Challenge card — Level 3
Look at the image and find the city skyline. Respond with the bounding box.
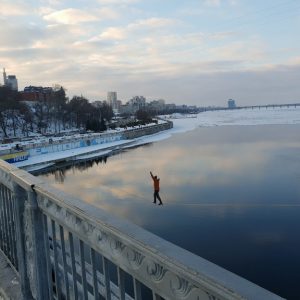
[0,0,299,105]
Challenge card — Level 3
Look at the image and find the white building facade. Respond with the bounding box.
[107,91,118,110]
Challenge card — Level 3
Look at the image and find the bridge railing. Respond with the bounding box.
[0,160,284,300]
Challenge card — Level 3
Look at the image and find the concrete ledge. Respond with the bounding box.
[122,121,173,139]
[0,252,21,300]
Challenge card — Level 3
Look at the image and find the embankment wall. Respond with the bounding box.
[121,121,173,139]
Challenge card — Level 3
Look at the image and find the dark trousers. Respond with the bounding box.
[153,190,162,204]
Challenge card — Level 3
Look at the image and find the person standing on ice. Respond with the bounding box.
[150,171,163,205]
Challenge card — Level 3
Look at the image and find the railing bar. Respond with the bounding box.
[90,248,100,300]
[133,278,142,300]
[0,185,5,251]
[12,195,19,271]
[102,256,111,300]
[2,185,9,257]
[6,188,12,262]
[9,192,15,268]
[8,190,17,268]
[6,189,16,265]
[51,219,62,300]
[6,188,14,265]
[59,225,70,300]
[69,232,79,300]
[3,187,11,261]
[117,267,125,300]
[79,239,88,300]
[0,185,7,254]
[43,214,54,299]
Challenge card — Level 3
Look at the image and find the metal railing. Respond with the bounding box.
[0,160,284,299]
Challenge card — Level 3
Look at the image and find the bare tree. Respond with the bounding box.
[0,86,19,137]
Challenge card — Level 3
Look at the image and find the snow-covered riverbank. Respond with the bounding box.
[11,107,300,171]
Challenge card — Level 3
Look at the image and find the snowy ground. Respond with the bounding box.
[13,107,300,171]
[170,107,300,133]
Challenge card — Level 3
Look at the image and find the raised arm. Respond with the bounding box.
[150,171,154,179]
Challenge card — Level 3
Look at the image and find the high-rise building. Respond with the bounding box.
[149,99,165,111]
[3,68,18,91]
[107,92,117,110]
[2,68,6,86]
[129,96,146,109]
[228,99,236,109]
[6,75,18,91]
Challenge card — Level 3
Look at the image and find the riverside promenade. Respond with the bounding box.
[1,120,173,172]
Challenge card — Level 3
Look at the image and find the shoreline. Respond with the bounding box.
[14,126,173,172]
[5,107,300,172]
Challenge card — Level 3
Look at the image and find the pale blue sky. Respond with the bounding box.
[0,0,299,105]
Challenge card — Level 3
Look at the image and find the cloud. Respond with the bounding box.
[128,17,178,30]
[0,24,43,49]
[37,6,56,15]
[205,0,221,6]
[46,0,64,6]
[207,40,266,66]
[97,0,140,4]
[204,0,238,6]
[0,0,298,106]
[229,0,239,5]
[287,56,300,65]
[179,7,205,16]
[89,27,127,41]
[95,7,120,19]
[0,2,31,16]
[87,17,178,44]
[43,8,98,24]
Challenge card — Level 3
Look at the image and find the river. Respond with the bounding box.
[38,121,300,299]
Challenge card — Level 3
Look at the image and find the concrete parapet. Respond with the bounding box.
[122,121,173,139]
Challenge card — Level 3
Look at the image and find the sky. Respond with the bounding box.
[0,0,299,106]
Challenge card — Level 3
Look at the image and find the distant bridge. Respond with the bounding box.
[200,103,300,112]
[235,103,300,110]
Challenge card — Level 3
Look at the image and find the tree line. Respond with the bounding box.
[0,85,113,138]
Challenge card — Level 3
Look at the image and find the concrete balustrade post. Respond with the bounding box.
[12,181,50,300]
[12,183,33,300]
[25,186,50,300]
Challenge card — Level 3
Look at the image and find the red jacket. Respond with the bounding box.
[151,173,160,191]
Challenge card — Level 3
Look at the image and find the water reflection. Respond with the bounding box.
[38,125,300,299]
[36,156,109,183]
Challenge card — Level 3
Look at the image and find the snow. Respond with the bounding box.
[168,107,300,134]
[10,107,300,171]
[14,139,134,169]
[134,106,300,150]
